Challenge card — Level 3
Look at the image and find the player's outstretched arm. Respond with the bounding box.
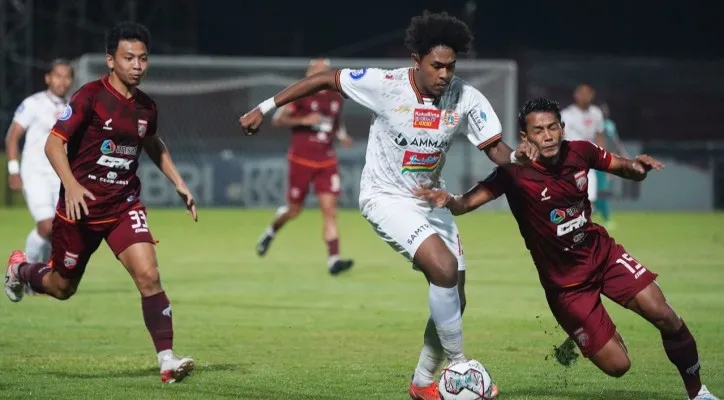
[239,71,339,136]
[271,104,320,128]
[485,140,538,166]
[606,153,665,182]
[5,122,27,191]
[143,135,197,221]
[414,184,495,216]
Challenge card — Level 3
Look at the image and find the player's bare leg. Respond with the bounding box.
[118,242,194,384]
[23,218,53,295]
[256,202,303,257]
[588,331,632,377]
[319,192,353,275]
[627,282,718,400]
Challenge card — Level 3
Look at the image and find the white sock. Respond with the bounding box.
[157,349,173,366]
[265,226,275,238]
[327,255,340,268]
[429,283,464,361]
[412,317,445,387]
[25,228,50,263]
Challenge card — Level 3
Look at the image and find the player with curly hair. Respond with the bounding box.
[240,11,538,399]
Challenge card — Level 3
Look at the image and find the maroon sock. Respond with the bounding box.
[662,321,701,398]
[142,291,173,353]
[17,262,50,294]
[327,238,339,259]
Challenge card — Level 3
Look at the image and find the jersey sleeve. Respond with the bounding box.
[12,97,36,129]
[334,68,384,113]
[51,88,94,142]
[147,103,159,137]
[478,167,509,199]
[576,140,612,171]
[464,88,503,151]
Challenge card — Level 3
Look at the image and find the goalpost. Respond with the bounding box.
[74,55,517,209]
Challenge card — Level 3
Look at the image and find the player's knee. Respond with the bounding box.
[320,204,336,220]
[37,219,53,238]
[603,358,631,378]
[288,204,303,219]
[134,267,161,294]
[433,256,458,288]
[54,280,77,301]
[655,306,683,333]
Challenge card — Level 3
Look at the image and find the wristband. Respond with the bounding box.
[258,97,277,115]
[7,159,20,175]
[510,151,518,164]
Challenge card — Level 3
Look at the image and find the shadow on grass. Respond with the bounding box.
[44,362,242,380]
[502,387,673,400]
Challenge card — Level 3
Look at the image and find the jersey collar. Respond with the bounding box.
[407,68,437,105]
[45,90,66,105]
[102,74,135,102]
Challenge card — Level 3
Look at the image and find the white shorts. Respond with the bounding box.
[587,169,598,202]
[21,169,60,222]
[361,196,466,271]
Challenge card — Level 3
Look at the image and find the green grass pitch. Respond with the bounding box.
[0,208,722,399]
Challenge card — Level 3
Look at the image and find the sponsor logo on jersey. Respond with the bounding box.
[443,111,460,127]
[16,103,25,114]
[58,104,72,121]
[412,108,441,129]
[393,133,408,147]
[574,170,587,191]
[469,109,486,131]
[393,106,411,113]
[550,209,566,224]
[556,211,587,236]
[401,150,441,174]
[349,69,367,80]
[410,137,449,148]
[97,155,134,170]
[138,119,148,138]
[100,139,137,156]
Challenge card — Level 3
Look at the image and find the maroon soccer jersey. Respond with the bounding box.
[286,90,343,166]
[50,75,157,222]
[479,140,613,288]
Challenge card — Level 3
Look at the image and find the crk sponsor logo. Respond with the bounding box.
[401,150,442,174]
[100,139,137,156]
[574,170,588,191]
[469,109,486,131]
[557,211,587,236]
[407,223,431,245]
[393,133,408,147]
[410,137,449,148]
[412,108,441,129]
[97,155,133,170]
[549,209,566,224]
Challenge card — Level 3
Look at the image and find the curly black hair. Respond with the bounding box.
[106,21,151,56]
[404,11,473,57]
[518,97,562,131]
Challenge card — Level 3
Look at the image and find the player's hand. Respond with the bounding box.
[340,135,353,148]
[239,108,264,136]
[633,154,665,173]
[299,113,322,127]
[175,182,198,222]
[514,141,538,164]
[414,187,450,208]
[65,181,96,221]
[8,174,22,191]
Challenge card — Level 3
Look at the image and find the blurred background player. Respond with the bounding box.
[5,59,73,271]
[595,102,629,228]
[256,58,355,276]
[417,97,719,400]
[4,21,197,384]
[240,11,537,400]
[560,83,606,207]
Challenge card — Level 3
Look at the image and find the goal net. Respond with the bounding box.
[74,55,517,209]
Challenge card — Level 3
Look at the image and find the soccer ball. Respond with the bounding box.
[439,359,495,400]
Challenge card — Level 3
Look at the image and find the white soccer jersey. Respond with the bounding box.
[335,67,503,208]
[561,104,604,143]
[12,91,68,174]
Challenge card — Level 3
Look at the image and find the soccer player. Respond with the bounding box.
[256,58,355,276]
[240,11,536,400]
[6,59,73,267]
[4,22,197,384]
[560,83,606,206]
[595,102,629,228]
[415,97,719,400]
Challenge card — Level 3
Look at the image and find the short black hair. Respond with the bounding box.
[47,58,74,77]
[404,11,473,57]
[106,21,151,55]
[518,97,562,131]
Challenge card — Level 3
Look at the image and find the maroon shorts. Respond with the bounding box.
[544,240,658,358]
[49,207,156,279]
[287,161,340,204]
